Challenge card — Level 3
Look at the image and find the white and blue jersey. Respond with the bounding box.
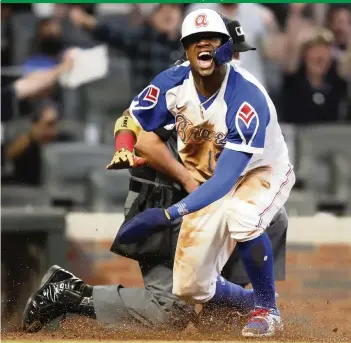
[130,61,290,183]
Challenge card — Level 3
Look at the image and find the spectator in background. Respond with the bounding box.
[1,50,73,122]
[70,4,183,94]
[4,101,72,185]
[281,28,348,124]
[326,6,351,59]
[23,17,65,74]
[326,6,351,117]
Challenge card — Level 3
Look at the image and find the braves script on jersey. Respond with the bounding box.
[129,61,290,183]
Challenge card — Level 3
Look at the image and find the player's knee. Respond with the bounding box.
[173,286,214,304]
[223,198,264,242]
[173,280,215,304]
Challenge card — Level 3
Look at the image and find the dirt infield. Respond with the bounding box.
[2,298,351,343]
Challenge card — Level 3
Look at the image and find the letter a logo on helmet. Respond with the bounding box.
[195,13,208,28]
[181,9,230,43]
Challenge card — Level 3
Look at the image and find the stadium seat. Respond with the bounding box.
[285,190,317,216]
[81,56,131,125]
[1,186,50,207]
[60,119,85,141]
[9,12,37,65]
[88,168,130,212]
[297,125,351,214]
[4,118,85,143]
[42,143,114,207]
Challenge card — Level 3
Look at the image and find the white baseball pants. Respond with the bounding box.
[172,164,295,303]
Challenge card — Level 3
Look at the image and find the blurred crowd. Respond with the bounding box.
[1,3,351,200]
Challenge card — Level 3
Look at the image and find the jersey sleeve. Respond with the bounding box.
[224,86,270,155]
[129,73,175,132]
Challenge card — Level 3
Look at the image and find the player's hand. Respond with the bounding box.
[117,208,171,244]
[106,148,147,170]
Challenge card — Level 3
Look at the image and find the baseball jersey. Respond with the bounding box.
[129,61,290,183]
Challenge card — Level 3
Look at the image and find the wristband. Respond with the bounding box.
[114,116,140,137]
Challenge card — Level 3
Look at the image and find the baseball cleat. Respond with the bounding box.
[241,307,283,337]
[22,265,91,333]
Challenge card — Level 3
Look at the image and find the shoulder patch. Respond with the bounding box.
[237,102,257,128]
[131,85,161,112]
[143,85,160,104]
[235,101,259,145]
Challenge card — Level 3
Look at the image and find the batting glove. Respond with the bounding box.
[106,148,147,170]
[117,208,171,244]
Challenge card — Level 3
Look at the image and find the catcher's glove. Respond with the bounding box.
[106,148,147,170]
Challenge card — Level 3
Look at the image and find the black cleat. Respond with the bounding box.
[22,265,91,333]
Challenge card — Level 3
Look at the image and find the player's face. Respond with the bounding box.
[185,34,222,77]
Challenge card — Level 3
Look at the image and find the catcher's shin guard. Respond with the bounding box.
[23,265,94,333]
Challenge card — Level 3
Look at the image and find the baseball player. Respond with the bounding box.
[21,19,289,335]
[109,9,295,337]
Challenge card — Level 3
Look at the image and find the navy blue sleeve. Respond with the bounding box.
[129,81,174,131]
[129,64,190,132]
[167,148,252,220]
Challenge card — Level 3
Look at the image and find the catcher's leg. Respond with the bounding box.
[23,265,95,332]
[23,264,194,333]
[94,261,196,331]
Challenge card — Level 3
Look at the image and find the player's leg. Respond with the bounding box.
[172,200,254,313]
[197,207,288,330]
[23,262,195,332]
[224,165,295,337]
[221,207,288,285]
[93,260,195,330]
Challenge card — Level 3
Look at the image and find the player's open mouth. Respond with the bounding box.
[197,51,213,69]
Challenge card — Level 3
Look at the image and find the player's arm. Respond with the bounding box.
[106,73,175,170]
[135,130,199,193]
[118,148,252,243]
[167,149,252,219]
